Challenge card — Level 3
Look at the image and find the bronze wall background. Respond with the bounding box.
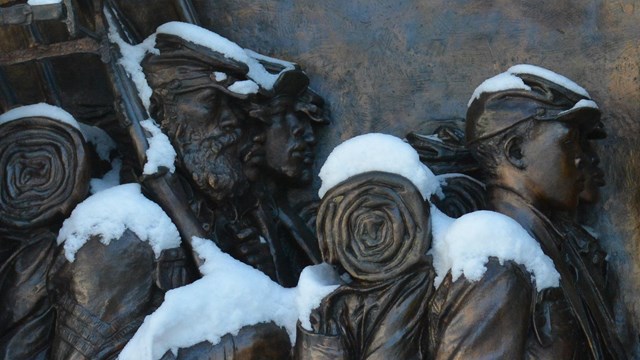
[1,0,639,355]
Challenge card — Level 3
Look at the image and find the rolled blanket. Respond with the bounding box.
[316,171,430,282]
[0,117,89,229]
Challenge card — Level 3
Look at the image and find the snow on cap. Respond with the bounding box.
[508,64,590,99]
[318,133,440,200]
[466,64,600,145]
[0,103,82,133]
[149,22,302,98]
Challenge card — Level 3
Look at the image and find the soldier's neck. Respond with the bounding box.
[487,185,550,234]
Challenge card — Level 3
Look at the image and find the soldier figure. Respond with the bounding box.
[428,65,626,359]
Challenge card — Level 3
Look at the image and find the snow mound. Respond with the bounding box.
[57,183,180,262]
[119,238,339,360]
[318,133,440,200]
[0,103,81,131]
[141,119,176,175]
[429,206,560,291]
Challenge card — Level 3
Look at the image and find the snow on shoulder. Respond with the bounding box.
[57,183,180,262]
[119,238,339,360]
[429,207,560,291]
[0,103,81,132]
[318,133,440,200]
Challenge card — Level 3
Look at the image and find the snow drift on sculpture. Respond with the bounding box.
[469,64,593,106]
[318,133,441,200]
[118,237,340,360]
[0,103,81,131]
[429,206,560,291]
[141,119,176,175]
[57,183,181,261]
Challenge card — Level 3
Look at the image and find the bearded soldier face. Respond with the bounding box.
[170,88,249,202]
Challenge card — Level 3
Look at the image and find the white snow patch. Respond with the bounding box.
[78,123,117,161]
[141,119,176,175]
[227,80,259,95]
[429,206,560,291]
[468,72,531,106]
[119,238,339,360]
[508,64,591,99]
[318,133,440,200]
[213,72,228,82]
[558,99,599,118]
[57,183,180,262]
[27,0,61,5]
[244,49,296,69]
[469,64,593,107]
[155,22,295,91]
[105,11,158,111]
[89,158,122,194]
[0,103,81,131]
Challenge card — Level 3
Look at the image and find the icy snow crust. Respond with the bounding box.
[508,64,591,98]
[57,184,181,262]
[105,11,158,111]
[318,133,440,200]
[78,123,116,161]
[77,123,123,194]
[0,103,81,131]
[27,0,61,5]
[559,99,599,115]
[469,64,592,107]
[119,238,339,360]
[429,206,560,291]
[468,72,531,107]
[141,120,177,175]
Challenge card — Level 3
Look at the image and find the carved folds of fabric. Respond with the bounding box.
[0,117,90,359]
[316,172,431,282]
[0,117,89,229]
[303,172,435,359]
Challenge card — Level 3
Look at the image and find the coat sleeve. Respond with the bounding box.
[428,258,535,360]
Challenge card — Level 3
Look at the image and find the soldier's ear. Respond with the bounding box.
[504,135,526,169]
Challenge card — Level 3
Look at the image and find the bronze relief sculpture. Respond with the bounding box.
[0,1,635,359]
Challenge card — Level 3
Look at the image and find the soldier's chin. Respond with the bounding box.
[286,168,312,186]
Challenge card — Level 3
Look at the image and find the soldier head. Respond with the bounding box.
[466,65,601,212]
[246,68,328,186]
[142,30,258,202]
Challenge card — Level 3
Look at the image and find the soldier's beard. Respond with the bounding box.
[179,137,247,202]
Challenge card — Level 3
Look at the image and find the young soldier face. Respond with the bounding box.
[520,121,586,212]
[262,96,316,185]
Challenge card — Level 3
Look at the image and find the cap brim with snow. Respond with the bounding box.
[146,22,306,99]
[466,64,601,144]
[318,133,440,200]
